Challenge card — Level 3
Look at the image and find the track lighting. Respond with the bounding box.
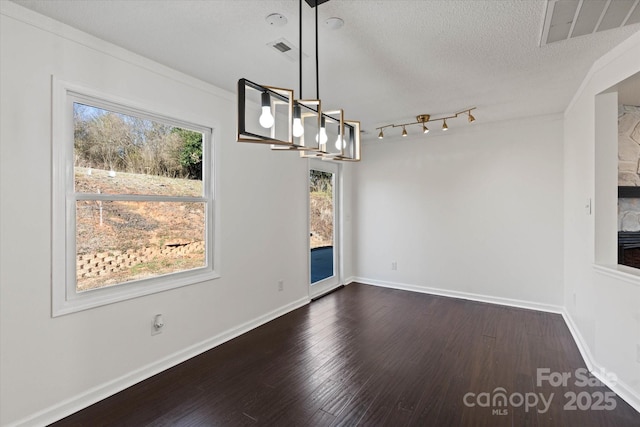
[375,108,476,140]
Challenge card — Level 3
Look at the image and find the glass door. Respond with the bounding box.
[309,160,340,298]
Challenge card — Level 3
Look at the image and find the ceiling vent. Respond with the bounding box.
[267,38,306,62]
[273,42,291,52]
[541,0,640,46]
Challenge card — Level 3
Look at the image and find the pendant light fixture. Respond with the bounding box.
[237,0,360,162]
[273,0,322,153]
[300,0,359,162]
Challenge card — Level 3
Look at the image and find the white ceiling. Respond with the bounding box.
[10,0,640,141]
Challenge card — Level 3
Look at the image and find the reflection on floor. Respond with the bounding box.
[311,246,333,283]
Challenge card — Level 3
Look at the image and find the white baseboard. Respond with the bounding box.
[343,276,356,285]
[354,277,640,414]
[561,310,640,413]
[353,277,564,313]
[560,310,596,372]
[10,296,310,427]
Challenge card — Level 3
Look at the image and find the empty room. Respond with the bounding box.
[1,0,640,426]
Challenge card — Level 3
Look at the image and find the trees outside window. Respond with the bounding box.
[52,84,217,316]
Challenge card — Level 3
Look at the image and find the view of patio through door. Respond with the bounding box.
[309,161,340,297]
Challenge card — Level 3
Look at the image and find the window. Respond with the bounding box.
[53,82,217,316]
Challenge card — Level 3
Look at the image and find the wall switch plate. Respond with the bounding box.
[391,261,397,271]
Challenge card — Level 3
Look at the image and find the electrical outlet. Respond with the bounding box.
[391,261,397,271]
[278,280,284,291]
[151,314,164,336]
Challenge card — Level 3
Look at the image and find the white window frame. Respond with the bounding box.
[52,79,219,316]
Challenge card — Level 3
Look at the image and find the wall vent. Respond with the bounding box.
[541,0,640,46]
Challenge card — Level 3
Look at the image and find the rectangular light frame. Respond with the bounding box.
[237,78,293,146]
[301,109,343,159]
[271,99,323,152]
[333,119,361,162]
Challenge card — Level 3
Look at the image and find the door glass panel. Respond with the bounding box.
[310,169,334,284]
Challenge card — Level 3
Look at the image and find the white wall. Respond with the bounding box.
[341,163,356,283]
[353,114,565,309]
[0,4,321,425]
[564,30,640,411]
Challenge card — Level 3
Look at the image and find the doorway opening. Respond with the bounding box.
[309,161,340,297]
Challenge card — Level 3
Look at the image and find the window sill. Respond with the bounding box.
[53,269,220,317]
[593,264,640,287]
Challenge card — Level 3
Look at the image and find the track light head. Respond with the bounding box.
[378,129,384,139]
[402,126,408,137]
[468,111,476,123]
[422,124,429,134]
[442,119,448,131]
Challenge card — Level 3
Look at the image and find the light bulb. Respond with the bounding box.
[259,106,274,129]
[334,135,346,150]
[259,92,274,129]
[316,116,328,146]
[402,126,407,137]
[422,124,429,134]
[316,127,328,145]
[292,104,304,137]
[442,119,448,131]
[378,130,384,139]
[293,118,304,137]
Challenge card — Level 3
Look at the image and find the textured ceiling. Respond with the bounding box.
[10,0,640,141]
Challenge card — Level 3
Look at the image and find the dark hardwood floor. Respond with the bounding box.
[51,283,640,426]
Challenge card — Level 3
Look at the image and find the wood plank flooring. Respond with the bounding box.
[50,283,640,426]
